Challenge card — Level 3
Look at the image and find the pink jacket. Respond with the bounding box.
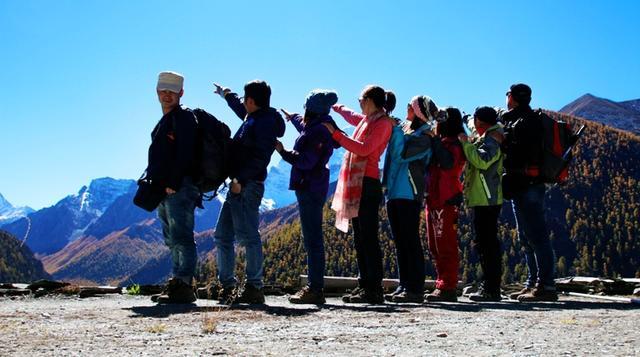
[331,105,393,179]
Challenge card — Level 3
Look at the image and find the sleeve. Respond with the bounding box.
[401,135,432,163]
[332,104,365,127]
[224,92,248,120]
[290,114,305,133]
[168,112,197,190]
[279,129,328,170]
[461,138,501,170]
[431,137,454,169]
[332,119,392,157]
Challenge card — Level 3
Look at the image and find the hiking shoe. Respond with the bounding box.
[391,290,424,303]
[425,289,458,302]
[384,286,405,302]
[468,287,501,302]
[347,288,384,304]
[517,285,558,302]
[342,286,365,303]
[236,284,265,304]
[509,287,533,300]
[217,285,238,305]
[155,278,196,304]
[289,286,325,305]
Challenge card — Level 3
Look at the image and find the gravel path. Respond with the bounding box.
[0,294,638,356]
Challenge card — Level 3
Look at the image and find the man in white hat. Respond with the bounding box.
[147,71,200,304]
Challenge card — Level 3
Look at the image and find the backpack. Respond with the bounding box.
[190,108,232,196]
[535,110,585,184]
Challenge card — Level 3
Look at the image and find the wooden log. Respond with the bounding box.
[563,292,640,305]
[555,276,638,295]
[78,286,123,298]
[0,288,32,297]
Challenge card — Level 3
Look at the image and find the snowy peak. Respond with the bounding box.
[560,94,640,134]
[58,177,136,215]
[0,193,34,225]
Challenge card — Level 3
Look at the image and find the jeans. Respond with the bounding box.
[351,177,384,291]
[511,183,556,290]
[157,177,199,283]
[214,180,265,289]
[472,205,502,293]
[387,199,425,294]
[296,190,326,292]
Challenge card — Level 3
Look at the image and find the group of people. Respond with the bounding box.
[146,71,558,305]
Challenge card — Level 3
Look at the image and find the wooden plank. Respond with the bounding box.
[299,275,463,291]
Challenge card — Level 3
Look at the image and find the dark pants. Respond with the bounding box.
[157,177,199,283]
[387,199,425,293]
[296,190,326,292]
[511,183,556,290]
[472,205,502,293]
[351,177,384,291]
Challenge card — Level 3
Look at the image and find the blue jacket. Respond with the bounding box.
[279,114,338,198]
[224,92,286,185]
[382,120,433,201]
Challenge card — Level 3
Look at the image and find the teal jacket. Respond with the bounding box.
[461,124,505,207]
[382,120,432,202]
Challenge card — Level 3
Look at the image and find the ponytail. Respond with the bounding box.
[384,91,396,115]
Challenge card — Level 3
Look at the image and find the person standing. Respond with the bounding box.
[275,90,339,305]
[458,106,505,302]
[213,80,286,304]
[501,83,558,302]
[322,85,396,304]
[381,96,434,303]
[148,71,200,304]
[423,105,467,302]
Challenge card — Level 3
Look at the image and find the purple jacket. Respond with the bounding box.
[279,114,338,198]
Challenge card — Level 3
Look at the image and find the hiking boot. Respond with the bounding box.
[384,286,405,302]
[155,278,196,304]
[425,289,458,302]
[509,287,533,300]
[217,285,238,305]
[289,286,325,305]
[391,290,424,303]
[517,285,558,302]
[342,286,365,303]
[236,284,265,304]
[468,287,501,302]
[347,288,384,304]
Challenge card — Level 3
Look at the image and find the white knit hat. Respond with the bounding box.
[156,71,184,93]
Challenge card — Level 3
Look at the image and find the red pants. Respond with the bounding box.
[426,205,460,291]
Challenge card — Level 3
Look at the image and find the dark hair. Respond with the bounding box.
[509,83,532,106]
[244,80,271,108]
[437,107,465,138]
[474,106,498,126]
[303,109,320,123]
[363,85,396,114]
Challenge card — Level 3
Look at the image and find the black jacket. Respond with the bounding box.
[501,105,544,192]
[224,93,286,184]
[147,106,197,191]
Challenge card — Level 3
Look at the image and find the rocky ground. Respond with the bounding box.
[0,294,638,356]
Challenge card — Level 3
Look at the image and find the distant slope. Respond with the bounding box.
[560,93,640,134]
[0,230,50,283]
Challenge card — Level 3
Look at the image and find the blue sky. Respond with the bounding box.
[1,0,639,209]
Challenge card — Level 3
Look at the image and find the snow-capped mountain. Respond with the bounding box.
[1,177,135,255]
[0,193,34,225]
[559,94,640,135]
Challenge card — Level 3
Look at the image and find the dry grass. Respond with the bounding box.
[146,323,166,333]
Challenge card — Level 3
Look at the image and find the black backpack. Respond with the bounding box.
[532,110,585,184]
[190,108,232,196]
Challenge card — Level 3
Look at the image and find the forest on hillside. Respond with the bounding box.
[199,112,640,287]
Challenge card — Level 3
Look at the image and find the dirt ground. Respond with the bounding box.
[0,294,638,356]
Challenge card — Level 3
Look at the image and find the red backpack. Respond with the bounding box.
[535,110,585,184]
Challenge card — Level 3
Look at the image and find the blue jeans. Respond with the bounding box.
[296,190,326,292]
[214,180,264,289]
[511,183,556,290]
[157,177,199,283]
